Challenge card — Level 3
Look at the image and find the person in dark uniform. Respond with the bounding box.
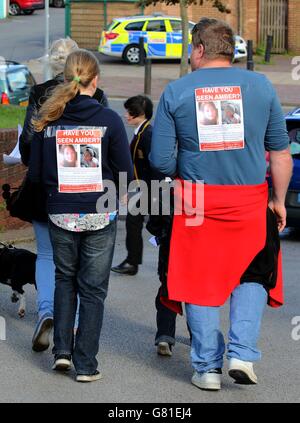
[146,186,179,357]
[111,95,153,275]
[111,95,185,356]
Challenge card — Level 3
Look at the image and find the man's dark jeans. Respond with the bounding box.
[126,211,144,265]
[155,288,177,346]
[49,219,117,375]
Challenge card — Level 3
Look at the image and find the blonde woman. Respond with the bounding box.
[29,50,133,382]
[19,38,108,354]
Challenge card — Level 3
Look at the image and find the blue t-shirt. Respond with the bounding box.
[150,67,289,185]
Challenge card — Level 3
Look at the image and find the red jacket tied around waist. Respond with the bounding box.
[167,180,283,308]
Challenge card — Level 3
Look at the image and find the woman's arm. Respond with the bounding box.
[19,87,38,166]
[28,130,44,183]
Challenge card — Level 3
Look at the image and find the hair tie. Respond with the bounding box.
[73,76,81,83]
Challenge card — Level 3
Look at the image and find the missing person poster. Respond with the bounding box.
[195,86,244,151]
[56,126,106,193]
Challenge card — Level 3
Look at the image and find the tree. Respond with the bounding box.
[139,0,230,76]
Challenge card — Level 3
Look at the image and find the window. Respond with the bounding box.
[107,21,121,31]
[146,20,166,32]
[189,22,195,31]
[7,69,33,92]
[125,21,145,31]
[170,20,182,32]
[0,77,5,93]
[288,128,300,156]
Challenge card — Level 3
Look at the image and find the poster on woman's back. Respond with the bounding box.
[195,86,244,151]
[55,126,106,193]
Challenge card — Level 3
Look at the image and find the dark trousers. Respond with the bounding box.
[49,219,117,375]
[126,211,145,265]
[155,288,177,346]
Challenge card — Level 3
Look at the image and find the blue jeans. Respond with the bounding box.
[185,283,268,374]
[49,219,117,375]
[33,221,80,327]
[32,221,55,319]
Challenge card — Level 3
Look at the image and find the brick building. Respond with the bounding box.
[0,129,28,230]
[66,0,300,53]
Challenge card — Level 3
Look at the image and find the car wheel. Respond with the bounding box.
[9,3,21,15]
[23,10,34,15]
[53,0,65,7]
[123,45,142,64]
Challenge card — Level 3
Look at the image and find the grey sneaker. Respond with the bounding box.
[157,342,172,357]
[32,313,53,352]
[76,370,102,383]
[228,358,257,384]
[191,369,222,391]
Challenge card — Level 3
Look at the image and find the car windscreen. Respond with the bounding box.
[6,68,34,92]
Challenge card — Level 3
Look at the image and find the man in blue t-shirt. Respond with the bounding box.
[150,18,293,392]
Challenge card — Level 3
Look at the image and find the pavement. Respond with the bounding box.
[25,53,300,107]
[1,222,300,404]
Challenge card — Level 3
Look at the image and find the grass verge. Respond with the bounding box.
[0,105,26,129]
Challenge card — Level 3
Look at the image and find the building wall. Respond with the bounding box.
[0,129,28,230]
[70,1,141,49]
[146,1,239,33]
[288,0,300,53]
[71,3,105,49]
[241,0,258,46]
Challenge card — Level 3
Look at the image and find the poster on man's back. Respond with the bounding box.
[195,86,244,151]
[55,126,106,193]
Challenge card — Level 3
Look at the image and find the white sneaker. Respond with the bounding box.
[157,342,172,357]
[228,358,257,384]
[76,370,102,383]
[191,369,221,391]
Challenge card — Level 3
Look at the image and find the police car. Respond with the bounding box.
[98,14,247,64]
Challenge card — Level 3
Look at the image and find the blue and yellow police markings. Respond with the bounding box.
[166,32,182,58]
[99,24,193,59]
[146,32,167,57]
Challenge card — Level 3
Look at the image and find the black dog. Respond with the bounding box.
[0,242,36,318]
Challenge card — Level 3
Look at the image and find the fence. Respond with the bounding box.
[259,0,288,53]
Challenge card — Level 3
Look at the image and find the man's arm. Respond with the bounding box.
[269,148,293,232]
[149,85,177,177]
[264,80,293,232]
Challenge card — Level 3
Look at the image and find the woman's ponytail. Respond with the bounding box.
[33,81,79,132]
